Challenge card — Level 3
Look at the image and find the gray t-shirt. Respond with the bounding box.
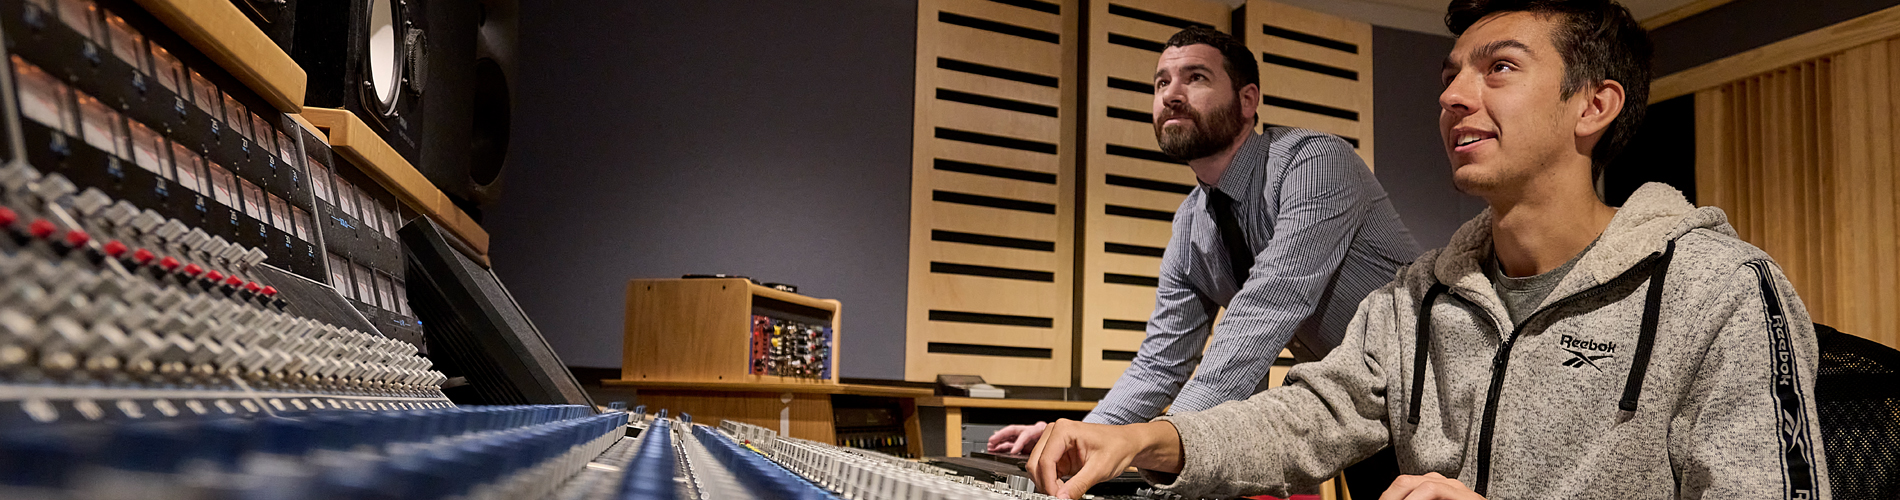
[1483,239,1598,325]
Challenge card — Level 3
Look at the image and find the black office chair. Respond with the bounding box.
[1813,323,1900,499]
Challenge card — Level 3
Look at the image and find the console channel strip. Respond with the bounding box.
[0,404,627,499]
[0,159,448,417]
[613,418,1069,500]
[2,0,325,283]
[0,0,426,350]
[301,119,421,349]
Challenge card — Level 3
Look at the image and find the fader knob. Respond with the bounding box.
[63,229,89,248]
[27,219,55,239]
[71,188,111,216]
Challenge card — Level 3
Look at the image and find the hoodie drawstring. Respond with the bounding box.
[1405,239,1677,426]
[1408,283,1449,425]
[1618,239,1676,417]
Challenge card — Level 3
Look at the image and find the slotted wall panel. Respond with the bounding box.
[1246,1,1376,167]
[907,0,1080,386]
[1077,0,1229,389]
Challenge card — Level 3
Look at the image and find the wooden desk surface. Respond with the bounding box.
[600,379,936,398]
[915,396,1098,411]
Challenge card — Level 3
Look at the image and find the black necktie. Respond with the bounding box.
[1207,189,1253,286]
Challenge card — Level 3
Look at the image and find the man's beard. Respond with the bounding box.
[1154,97,1246,161]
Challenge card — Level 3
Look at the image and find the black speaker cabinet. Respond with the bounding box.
[459,0,516,217]
[296,0,496,221]
[416,0,480,218]
[291,0,429,165]
[229,0,297,53]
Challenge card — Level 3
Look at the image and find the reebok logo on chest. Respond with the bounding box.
[1559,335,1616,371]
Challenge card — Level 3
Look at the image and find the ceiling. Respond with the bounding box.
[1216,0,1705,35]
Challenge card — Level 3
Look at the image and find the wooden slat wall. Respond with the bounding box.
[1694,40,1900,348]
[1245,1,1376,168]
[907,0,1081,386]
[1076,0,1228,389]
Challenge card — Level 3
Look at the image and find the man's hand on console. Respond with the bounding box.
[1379,472,1485,500]
[1026,418,1184,499]
[986,421,1048,455]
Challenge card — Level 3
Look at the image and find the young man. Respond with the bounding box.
[986,26,1420,478]
[1026,1,1829,499]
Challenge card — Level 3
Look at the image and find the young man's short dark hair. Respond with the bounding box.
[1445,0,1652,180]
[1165,26,1260,93]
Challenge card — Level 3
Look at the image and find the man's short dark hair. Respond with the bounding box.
[1165,26,1259,94]
[1446,0,1651,180]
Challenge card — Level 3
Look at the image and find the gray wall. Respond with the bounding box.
[485,0,918,377]
[1371,27,1483,250]
[486,3,1479,378]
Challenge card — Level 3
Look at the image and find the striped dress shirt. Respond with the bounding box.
[1085,127,1421,425]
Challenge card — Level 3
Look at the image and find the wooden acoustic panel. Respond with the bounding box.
[1077,0,1228,389]
[907,0,1080,386]
[1245,1,1375,168]
[1694,40,1900,349]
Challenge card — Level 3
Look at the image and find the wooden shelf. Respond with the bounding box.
[298,107,491,262]
[622,278,843,384]
[132,0,305,113]
[916,396,1097,411]
[601,380,935,399]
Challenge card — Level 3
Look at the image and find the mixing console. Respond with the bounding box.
[0,404,623,499]
[0,0,1166,498]
[0,163,447,420]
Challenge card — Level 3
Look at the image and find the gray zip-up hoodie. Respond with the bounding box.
[1147,183,1829,499]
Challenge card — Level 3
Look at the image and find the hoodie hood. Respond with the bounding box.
[1425,182,1737,320]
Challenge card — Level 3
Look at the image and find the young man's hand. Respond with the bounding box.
[986,421,1048,455]
[1027,419,1184,499]
[1378,473,1485,500]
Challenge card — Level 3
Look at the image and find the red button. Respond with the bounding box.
[158,256,180,271]
[260,286,278,297]
[243,281,261,293]
[225,276,243,287]
[131,248,155,265]
[102,240,128,258]
[204,270,224,282]
[63,229,89,247]
[27,219,55,239]
[182,264,203,277]
[0,207,16,227]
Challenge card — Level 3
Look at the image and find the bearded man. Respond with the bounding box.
[986,25,1421,495]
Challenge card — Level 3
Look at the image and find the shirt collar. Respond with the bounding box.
[1204,132,1267,202]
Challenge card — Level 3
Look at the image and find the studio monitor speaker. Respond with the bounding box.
[292,0,431,164]
[463,0,516,215]
[295,0,508,221]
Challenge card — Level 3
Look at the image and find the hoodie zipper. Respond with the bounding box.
[1454,252,1666,496]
